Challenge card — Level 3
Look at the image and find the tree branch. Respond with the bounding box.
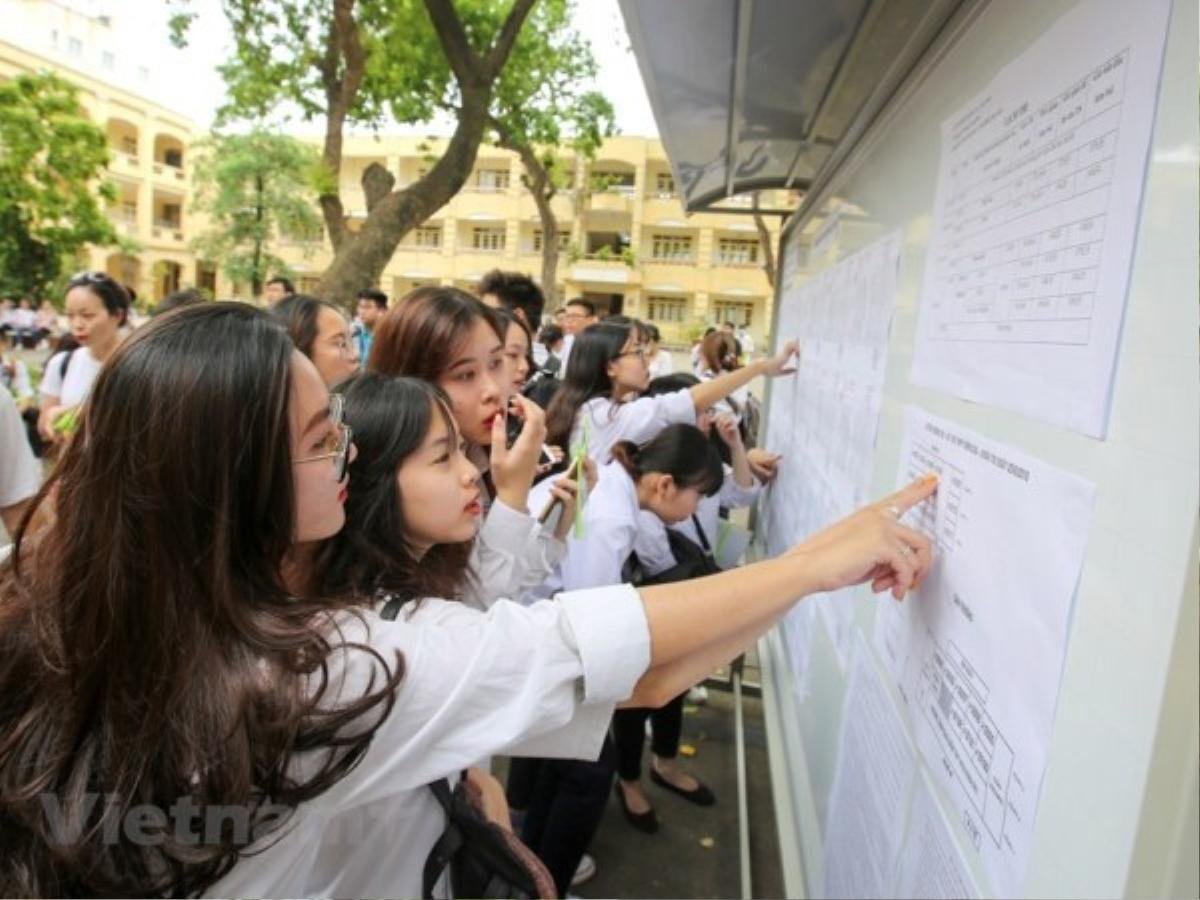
[423,0,481,87]
[482,0,538,81]
[361,161,395,212]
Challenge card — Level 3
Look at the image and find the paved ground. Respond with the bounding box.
[496,654,785,900]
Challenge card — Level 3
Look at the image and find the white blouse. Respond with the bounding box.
[466,498,565,610]
[569,389,695,467]
[207,584,651,898]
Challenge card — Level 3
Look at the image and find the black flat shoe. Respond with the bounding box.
[614,782,658,833]
[650,768,716,806]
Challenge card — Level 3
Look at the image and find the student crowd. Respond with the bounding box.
[0,268,935,897]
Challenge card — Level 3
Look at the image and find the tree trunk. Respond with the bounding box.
[493,120,560,310]
[251,173,265,297]
[315,0,536,308]
[752,191,777,289]
[317,83,492,306]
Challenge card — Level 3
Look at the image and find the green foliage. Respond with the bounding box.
[0,72,118,299]
[490,0,615,181]
[189,129,322,295]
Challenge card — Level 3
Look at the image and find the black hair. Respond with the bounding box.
[320,373,472,604]
[266,276,295,294]
[643,372,730,464]
[646,323,662,344]
[643,372,700,396]
[65,271,130,327]
[538,323,564,348]
[478,269,546,326]
[270,294,344,358]
[610,424,723,497]
[565,298,596,317]
[544,321,632,448]
[155,288,205,316]
[604,314,650,343]
[356,288,388,308]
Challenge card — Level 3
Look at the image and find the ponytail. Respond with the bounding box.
[609,425,723,497]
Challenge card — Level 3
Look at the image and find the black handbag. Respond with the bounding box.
[377,593,557,899]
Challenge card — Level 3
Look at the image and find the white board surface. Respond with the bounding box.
[755,0,1198,897]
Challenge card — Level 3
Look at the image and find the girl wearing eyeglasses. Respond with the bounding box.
[37,271,130,444]
[544,320,799,468]
[270,294,361,388]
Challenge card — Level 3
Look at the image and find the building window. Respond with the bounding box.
[713,301,754,327]
[118,200,136,223]
[650,233,694,262]
[655,172,675,195]
[476,169,510,191]
[156,203,182,228]
[101,50,114,69]
[413,226,441,248]
[532,230,569,252]
[471,227,506,252]
[716,238,759,265]
[120,135,137,155]
[67,36,83,57]
[646,296,688,323]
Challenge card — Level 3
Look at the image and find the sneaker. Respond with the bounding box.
[687,685,709,704]
[571,853,597,887]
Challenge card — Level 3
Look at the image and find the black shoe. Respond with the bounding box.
[614,782,658,833]
[649,768,716,806]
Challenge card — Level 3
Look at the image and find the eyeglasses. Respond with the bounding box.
[615,346,648,361]
[294,393,353,481]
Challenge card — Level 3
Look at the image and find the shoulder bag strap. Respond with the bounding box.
[422,777,461,899]
[691,514,714,555]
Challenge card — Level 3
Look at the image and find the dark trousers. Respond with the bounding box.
[611,692,685,781]
[504,756,542,811]
[519,736,616,897]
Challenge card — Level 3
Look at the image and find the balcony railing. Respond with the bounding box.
[153,221,184,241]
[153,161,186,180]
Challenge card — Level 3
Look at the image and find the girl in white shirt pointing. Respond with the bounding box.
[544,320,799,467]
[0,303,935,897]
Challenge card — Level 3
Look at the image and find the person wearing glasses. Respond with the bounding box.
[270,295,361,389]
[37,271,130,444]
[556,298,598,373]
[545,319,799,468]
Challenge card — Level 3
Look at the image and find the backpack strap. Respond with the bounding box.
[422,778,465,899]
[57,347,75,381]
[691,514,714,554]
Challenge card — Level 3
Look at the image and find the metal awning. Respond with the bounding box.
[619,0,971,212]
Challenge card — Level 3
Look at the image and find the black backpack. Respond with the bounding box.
[377,593,557,899]
[624,515,723,586]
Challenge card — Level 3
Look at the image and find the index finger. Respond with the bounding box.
[877,473,939,517]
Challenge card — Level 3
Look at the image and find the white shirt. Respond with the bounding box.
[39,347,104,407]
[632,467,760,577]
[558,332,575,373]
[699,369,749,423]
[208,584,650,899]
[466,498,566,610]
[10,308,35,329]
[0,389,39,509]
[2,356,33,402]
[539,461,642,595]
[647,349,674,380]
[569,389,695,466]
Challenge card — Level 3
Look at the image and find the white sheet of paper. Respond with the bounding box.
[874,407,1094,897]
[889,776,980,900]
[910,0,1171,436]
[761,230,902,668]
[781,601,816,702]
[822,633,917,900]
